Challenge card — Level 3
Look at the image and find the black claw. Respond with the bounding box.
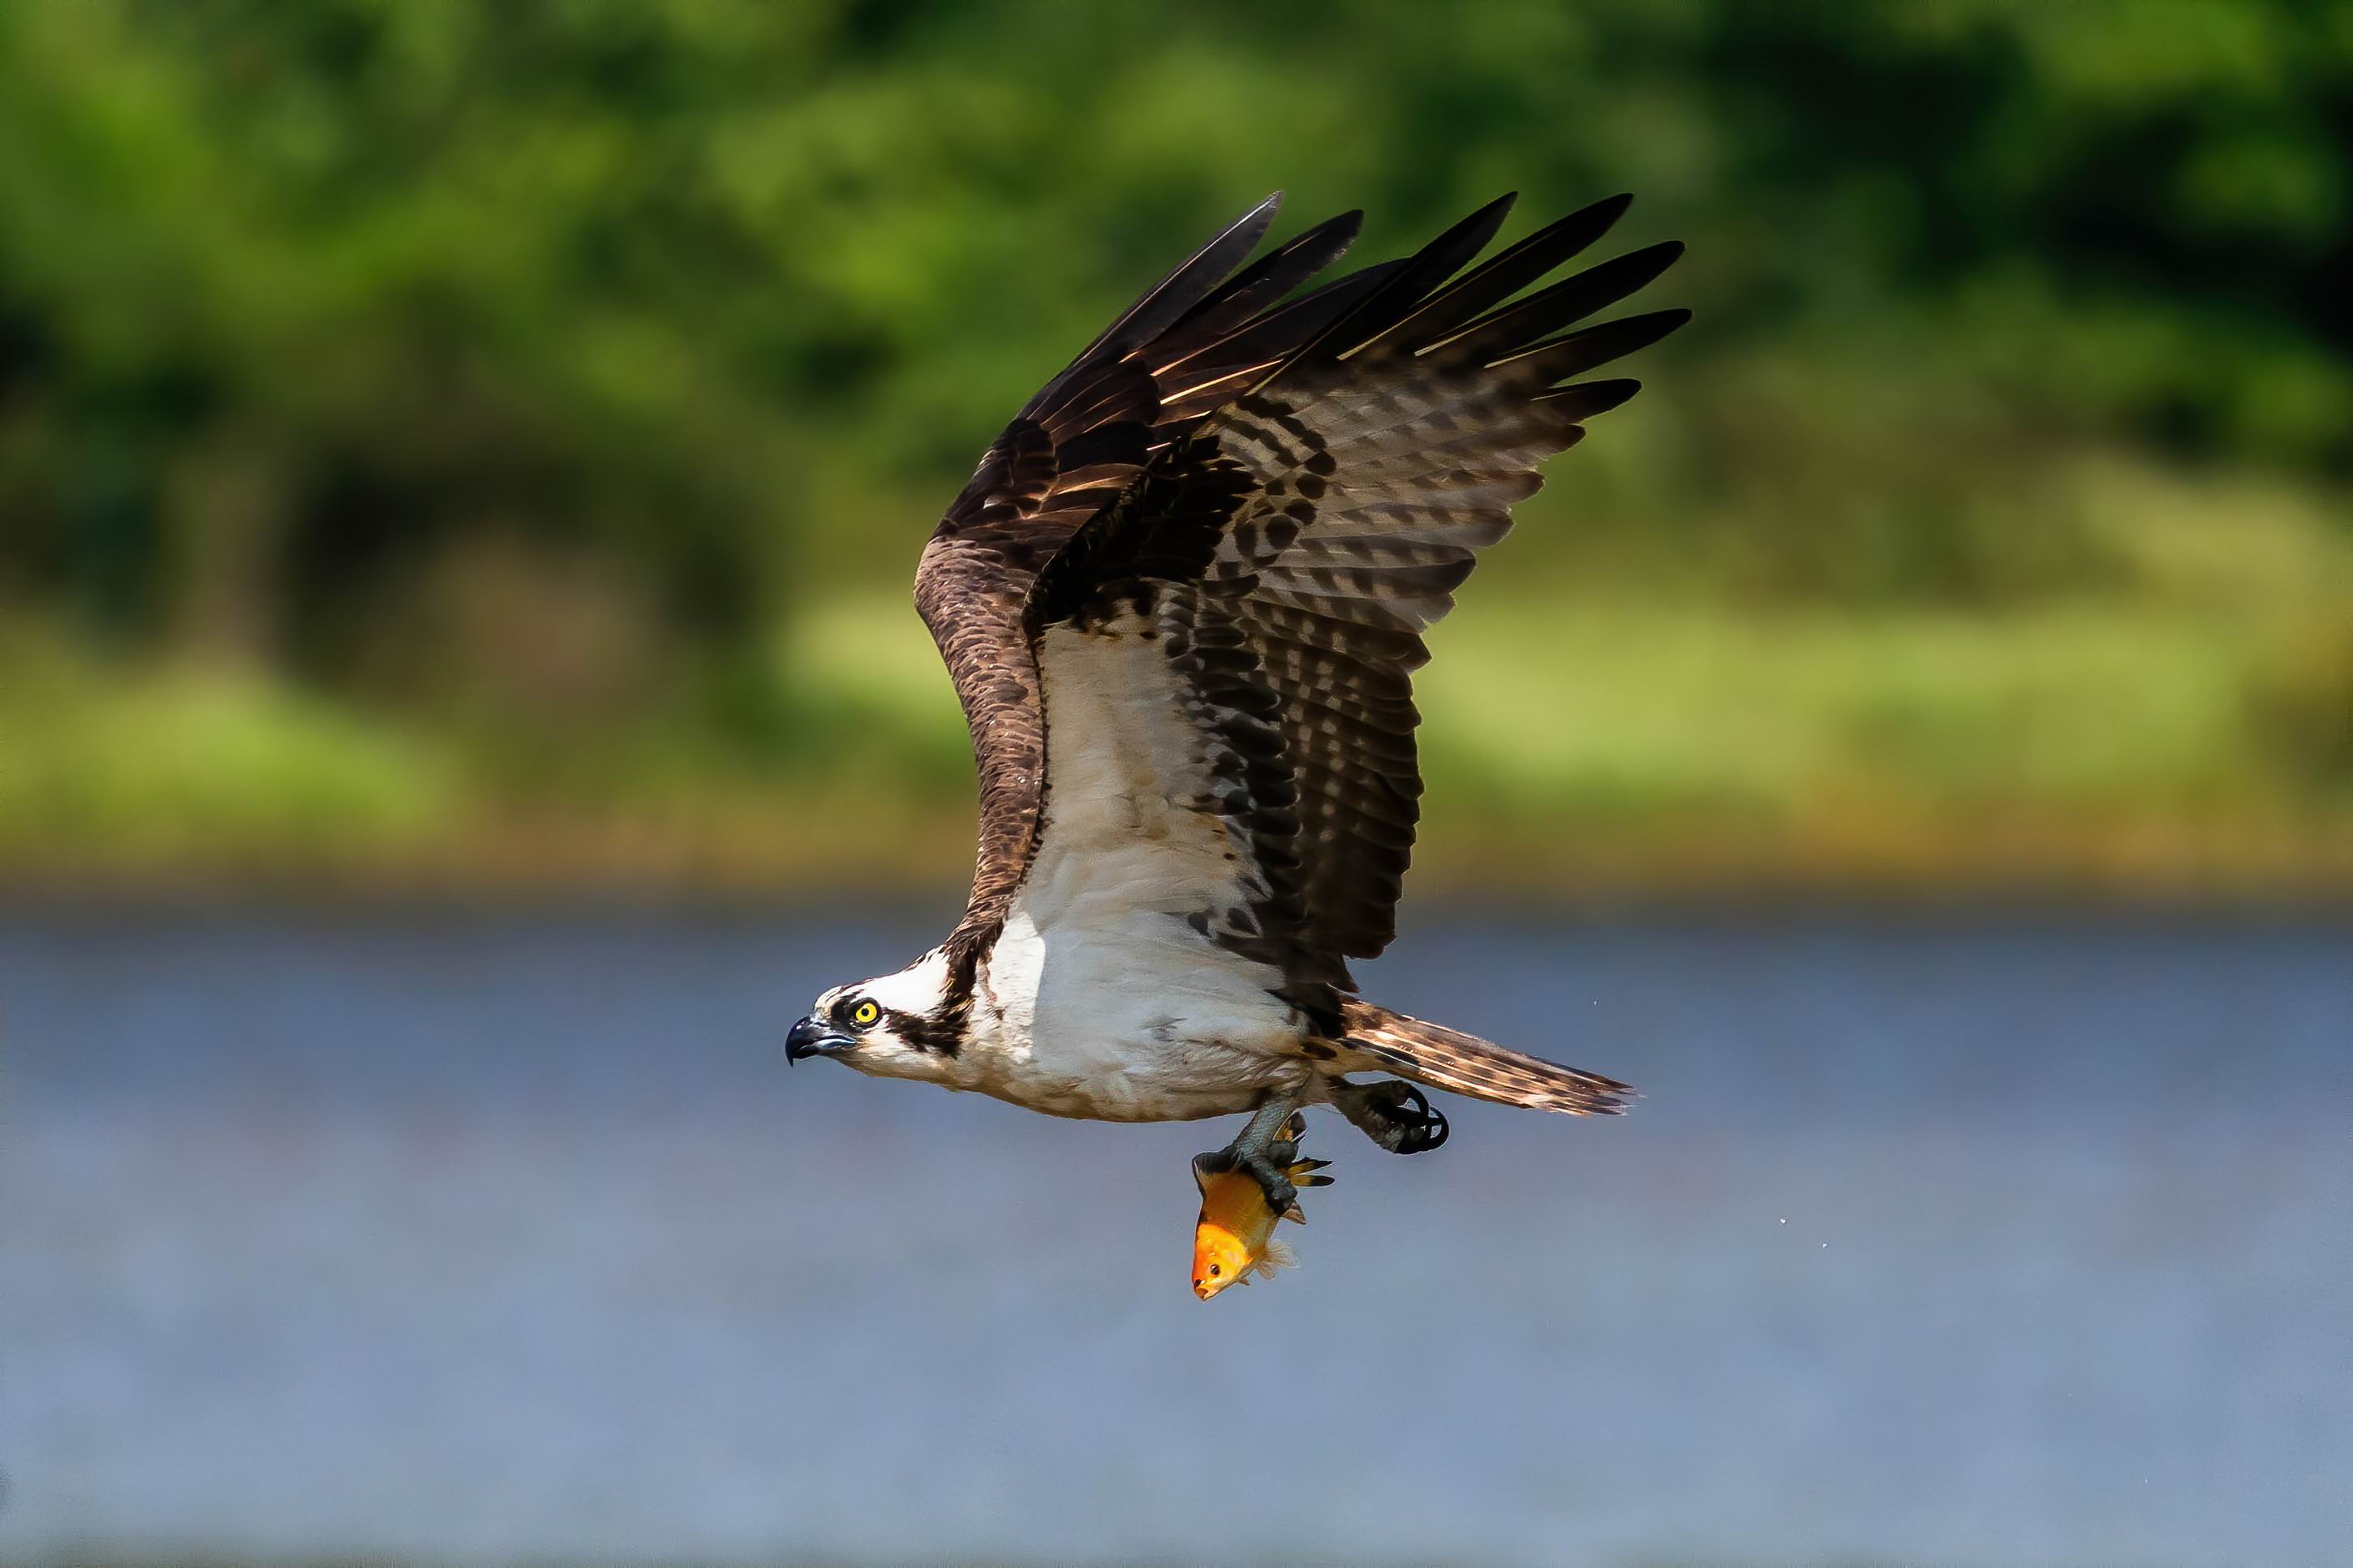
[1336,1077,1452,1154]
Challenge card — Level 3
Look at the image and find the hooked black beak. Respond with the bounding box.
[785,1015,853,1063]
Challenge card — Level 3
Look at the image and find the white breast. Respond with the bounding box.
[954,613,1309,1122]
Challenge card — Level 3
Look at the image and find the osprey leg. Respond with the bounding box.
[1203,1090,1314,1215]
[1330,1076,1452,1154]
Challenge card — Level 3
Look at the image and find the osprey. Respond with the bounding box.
[788,191,1684,1216]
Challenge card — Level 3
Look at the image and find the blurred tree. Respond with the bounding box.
[0,0,2344,827]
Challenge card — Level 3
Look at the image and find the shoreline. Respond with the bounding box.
[7,806,2349,915]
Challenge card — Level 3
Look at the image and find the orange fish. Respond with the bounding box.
[1191,1114,1332,1300]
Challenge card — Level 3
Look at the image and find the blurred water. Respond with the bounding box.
[1,906,2346,1567]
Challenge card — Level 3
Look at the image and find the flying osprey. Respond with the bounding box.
[787,191,1684,1224]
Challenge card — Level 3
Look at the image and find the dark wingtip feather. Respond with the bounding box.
[1435,239,1687,364]
[1316,193,1521,360]
[1358,191,1641,356]
[1465,191,1521,224]
[1166,207,1366,353]
[1534,377,1644,419]
[1061,193,1287,372]
[1239,190,1286,231]
[1497,307,1692,380]
[1567,192,1637,243]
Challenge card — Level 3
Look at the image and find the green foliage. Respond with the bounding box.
[0,623,458,864]
[0,1,2346,888]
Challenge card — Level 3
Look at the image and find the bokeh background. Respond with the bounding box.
[2,4,2347,1566]
[3,0,2348,895]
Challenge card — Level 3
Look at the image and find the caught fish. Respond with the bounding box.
[1191,1113,1332,1300]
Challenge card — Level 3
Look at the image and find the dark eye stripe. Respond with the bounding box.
[883,1004,961,1055]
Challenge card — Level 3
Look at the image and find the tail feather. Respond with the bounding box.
[1340,1000,1632,1115]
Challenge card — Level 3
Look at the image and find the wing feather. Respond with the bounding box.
[917,193,1683,1007]
[1017,197,1684,982]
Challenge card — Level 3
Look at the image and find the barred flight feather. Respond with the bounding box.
[916,190,1682,1013]
[1340,1000,1635,1117]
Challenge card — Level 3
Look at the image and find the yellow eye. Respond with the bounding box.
[851,999,880,1029]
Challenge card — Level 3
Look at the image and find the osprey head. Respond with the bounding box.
[788,947,956,1078]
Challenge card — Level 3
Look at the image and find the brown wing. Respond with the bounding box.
[1214,197,1685,964]
[1023,194,1686,1016]
[916,195,1375,985]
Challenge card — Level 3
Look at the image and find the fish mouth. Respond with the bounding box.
[785,1016,854,1063]
[1193,1261,1239,1301]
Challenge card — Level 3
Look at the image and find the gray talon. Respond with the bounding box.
[1240,1153,1298,1216]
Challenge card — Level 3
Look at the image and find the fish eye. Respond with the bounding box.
[850,999,880,1029]
[1208,1264,1221,1277]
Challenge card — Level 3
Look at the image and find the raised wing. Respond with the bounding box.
[917,195,1375,985]
[1022,194,1685,1025]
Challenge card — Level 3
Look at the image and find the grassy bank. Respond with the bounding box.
[6,460,2346,903]
[3,2,2347,903]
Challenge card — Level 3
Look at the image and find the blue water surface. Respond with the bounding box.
[2,907,2346,1566]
